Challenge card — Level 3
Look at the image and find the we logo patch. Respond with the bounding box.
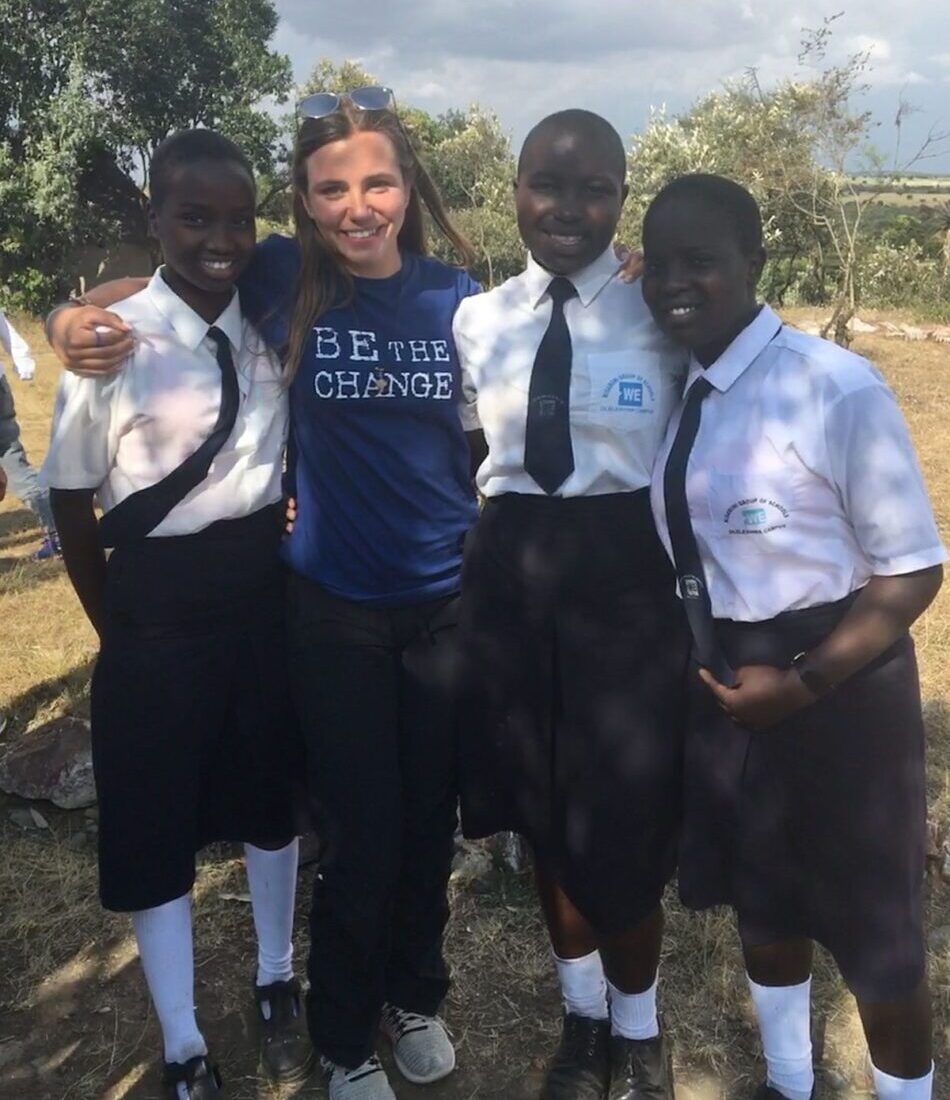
[599,373,655,416]
[618,380,644,408]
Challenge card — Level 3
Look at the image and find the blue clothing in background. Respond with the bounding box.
[240,235,480,605]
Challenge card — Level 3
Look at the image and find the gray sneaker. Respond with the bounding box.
[320,1055,396,1100]
[380,1003,456,1084]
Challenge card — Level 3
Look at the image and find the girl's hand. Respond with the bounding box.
[283,496,297,536]
[614,244,644,283]
[48,305,134,376]
[698,663,817,732]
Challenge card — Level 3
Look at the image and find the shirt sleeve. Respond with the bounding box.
[0,312,35,380]
[39,370,121,492]
[823,383,947,575]
[452,299,481,432]
[238,234,298,351]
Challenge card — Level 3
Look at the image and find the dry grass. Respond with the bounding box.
[0,312,948,1098]
[856,192,950,208]
[852,177,950,207]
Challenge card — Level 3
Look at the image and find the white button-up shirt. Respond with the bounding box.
[454,248,687,497]
[0,309,36,381]
[41,270,287,536]
[650,305,947,623]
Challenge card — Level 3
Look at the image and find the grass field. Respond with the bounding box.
[854,176,950,196]
[0,313,948,1098]
[851,175,950,210]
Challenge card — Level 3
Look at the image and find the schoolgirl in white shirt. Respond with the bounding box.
[41,131,311,1099]
[454,110,688,1100]
[643,173,945,1100]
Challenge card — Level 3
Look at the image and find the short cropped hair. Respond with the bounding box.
[149,130,255,209]
[644,174,763,254]
[517,109,627,181]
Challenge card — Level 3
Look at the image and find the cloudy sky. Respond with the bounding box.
[272,1,950,172]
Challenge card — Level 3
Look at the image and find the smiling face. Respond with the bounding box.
[301,130,411,279]
[515,125,627,275]
[641,196,765,365]
[148,159,257,322]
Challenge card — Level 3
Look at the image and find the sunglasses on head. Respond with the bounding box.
[296,85,396,120]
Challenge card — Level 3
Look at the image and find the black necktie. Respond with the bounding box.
[663,376,736,687]
[99,325,241,548]
[524,276,578,495]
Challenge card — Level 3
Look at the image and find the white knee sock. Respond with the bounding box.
[872,1062,934,1100]
[747,976,814,1100]
[607,976,659,1040]
[553,949,609,1020]
[131,894,207,1065]
[244,839,298,987]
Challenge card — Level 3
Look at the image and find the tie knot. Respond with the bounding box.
[207,326,230,354]
[688,375,714,401]
[547,276,577,307]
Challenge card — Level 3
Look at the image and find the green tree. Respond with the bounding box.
[0,57,124,309]
[83,0,291,181]
[0,2,83,151]
[426,107,519,286]
[624,15,948,343]
[299,59,378,97]
[621,85,831,308]
[0,0,291,309]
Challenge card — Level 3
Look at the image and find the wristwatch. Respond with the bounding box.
[790,651,834,698]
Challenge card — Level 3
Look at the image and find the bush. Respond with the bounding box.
[0,269,59,315]
[859,241,950,320]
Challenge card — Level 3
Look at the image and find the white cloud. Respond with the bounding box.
[273,1,950,170]
[851,34,892,62]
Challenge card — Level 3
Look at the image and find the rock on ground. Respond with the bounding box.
[0,717,96,809]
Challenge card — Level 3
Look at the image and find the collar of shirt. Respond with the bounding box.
[146,268,245,355]
[684,303,783,396]
[523,247,622,310]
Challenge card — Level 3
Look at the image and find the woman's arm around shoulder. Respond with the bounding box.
[47,280,144,375]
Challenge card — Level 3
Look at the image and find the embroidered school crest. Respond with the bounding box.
[723,497,790,535]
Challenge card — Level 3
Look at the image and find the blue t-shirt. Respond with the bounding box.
[240,234,480,605]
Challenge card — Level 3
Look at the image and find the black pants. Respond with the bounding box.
[288,574,460,1069]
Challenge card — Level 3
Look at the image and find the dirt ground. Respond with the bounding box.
[1,312,949,1099]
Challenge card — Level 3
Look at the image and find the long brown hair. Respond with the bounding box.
[285,103,475,382]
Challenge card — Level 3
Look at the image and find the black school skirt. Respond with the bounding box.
[682,593,927,1000]
[91,507,300,912]
[458,491,690,933]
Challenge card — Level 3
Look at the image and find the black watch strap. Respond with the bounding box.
[791,651,834,697]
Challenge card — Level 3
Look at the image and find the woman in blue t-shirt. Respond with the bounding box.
[47,96,480,1100]
[240,93,479,1099]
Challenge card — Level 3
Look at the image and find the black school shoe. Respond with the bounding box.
[162,1054,222,1098]
[254,977,315,1083]
[607,1031,674,1100]
[539,1013,611,1099]
[752,1086,814,1100]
